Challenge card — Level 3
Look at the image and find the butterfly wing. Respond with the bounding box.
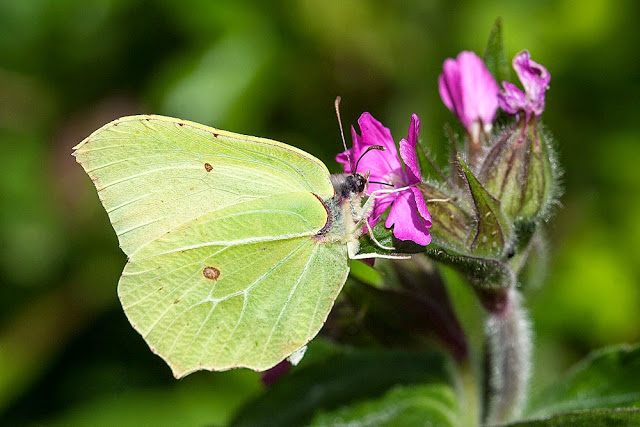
[73,115,349,376]
[73,115,334,256]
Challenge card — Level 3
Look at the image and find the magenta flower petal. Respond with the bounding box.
[338,113,403,185]
[399,139,419,184]
[459,52,500,127]
[355,113,402,178]
[410,186,431,226]
[385,190,431,246]
[498,50,550,120]
[336,126,362,173]
[399,114,421,184]
[498,81,528,115]
[438,51,499,133]
[369,193,395,227]
[358,113,396,153]
[512,50,550,117]
[438,61,462,117]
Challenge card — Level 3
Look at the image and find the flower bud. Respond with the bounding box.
[479,119,558,221]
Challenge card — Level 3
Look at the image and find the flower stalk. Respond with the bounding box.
[485,288,532,425]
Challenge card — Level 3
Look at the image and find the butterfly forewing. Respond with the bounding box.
[73,115,335,256]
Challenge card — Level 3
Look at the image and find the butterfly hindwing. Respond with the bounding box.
[120,232,348,377]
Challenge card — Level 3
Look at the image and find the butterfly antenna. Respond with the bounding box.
[354,144,386,172]
[369,180,394,187]
[334,96,353,171]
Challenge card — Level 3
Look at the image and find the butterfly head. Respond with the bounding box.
[330,171,369,200]
[346,171,369,195]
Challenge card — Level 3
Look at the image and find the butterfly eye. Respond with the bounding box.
[356,175,366,193]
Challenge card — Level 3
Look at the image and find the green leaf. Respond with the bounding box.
[48,370,261,427]
[310,384,461,427]
[507,408,640,426]
[230,346,456,426]
[348,259,384,287]
[459,158,513,258]
[483,18,510,84]
[526,344,640,419]
[424,247,513,312]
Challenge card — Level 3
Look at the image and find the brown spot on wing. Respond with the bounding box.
[203,266,220,281]
[204,163,213,172]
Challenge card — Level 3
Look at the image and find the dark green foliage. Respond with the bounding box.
[231,344,456,426]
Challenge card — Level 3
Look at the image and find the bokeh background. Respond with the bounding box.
[1,0,638,424]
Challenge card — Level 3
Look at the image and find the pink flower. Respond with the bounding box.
[498,50,550,121]
[438,51,499,140]
[336,113,432,246]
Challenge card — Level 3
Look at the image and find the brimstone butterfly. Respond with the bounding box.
[73,114,388,378]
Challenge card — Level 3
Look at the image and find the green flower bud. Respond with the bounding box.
[479,119,559,221]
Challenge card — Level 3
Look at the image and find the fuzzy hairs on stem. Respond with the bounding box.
[485,287,532,425]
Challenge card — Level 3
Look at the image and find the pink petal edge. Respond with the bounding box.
[385,190,431,246]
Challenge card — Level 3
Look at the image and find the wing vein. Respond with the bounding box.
[257,243,318,365]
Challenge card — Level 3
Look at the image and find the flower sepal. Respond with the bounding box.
[479,120,559,221]
[459,158,515,258]
[417,181,472,253]
[424,246,514,313]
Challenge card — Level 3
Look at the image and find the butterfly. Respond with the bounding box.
[73,111,398,378]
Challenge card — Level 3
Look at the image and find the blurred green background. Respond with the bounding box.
[0,0,638,424]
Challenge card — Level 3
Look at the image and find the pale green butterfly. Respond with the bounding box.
[73,110,401,378]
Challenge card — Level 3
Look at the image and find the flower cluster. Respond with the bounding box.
[325,41,559,427]
[438,50,550,138]
[335,49,553,251]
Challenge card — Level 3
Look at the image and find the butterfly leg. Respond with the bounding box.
[351,186,413,252]
[349,195,393,251]
[356,185,412,223]
[350,252,411,260]
[364,221,394,251]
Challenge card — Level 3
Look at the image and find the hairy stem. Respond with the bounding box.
[485,288,532,425]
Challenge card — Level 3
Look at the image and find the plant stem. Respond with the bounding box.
[485,287,532,425]
[458,360,481,427]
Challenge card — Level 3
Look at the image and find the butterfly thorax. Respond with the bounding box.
[314,172,369,256]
